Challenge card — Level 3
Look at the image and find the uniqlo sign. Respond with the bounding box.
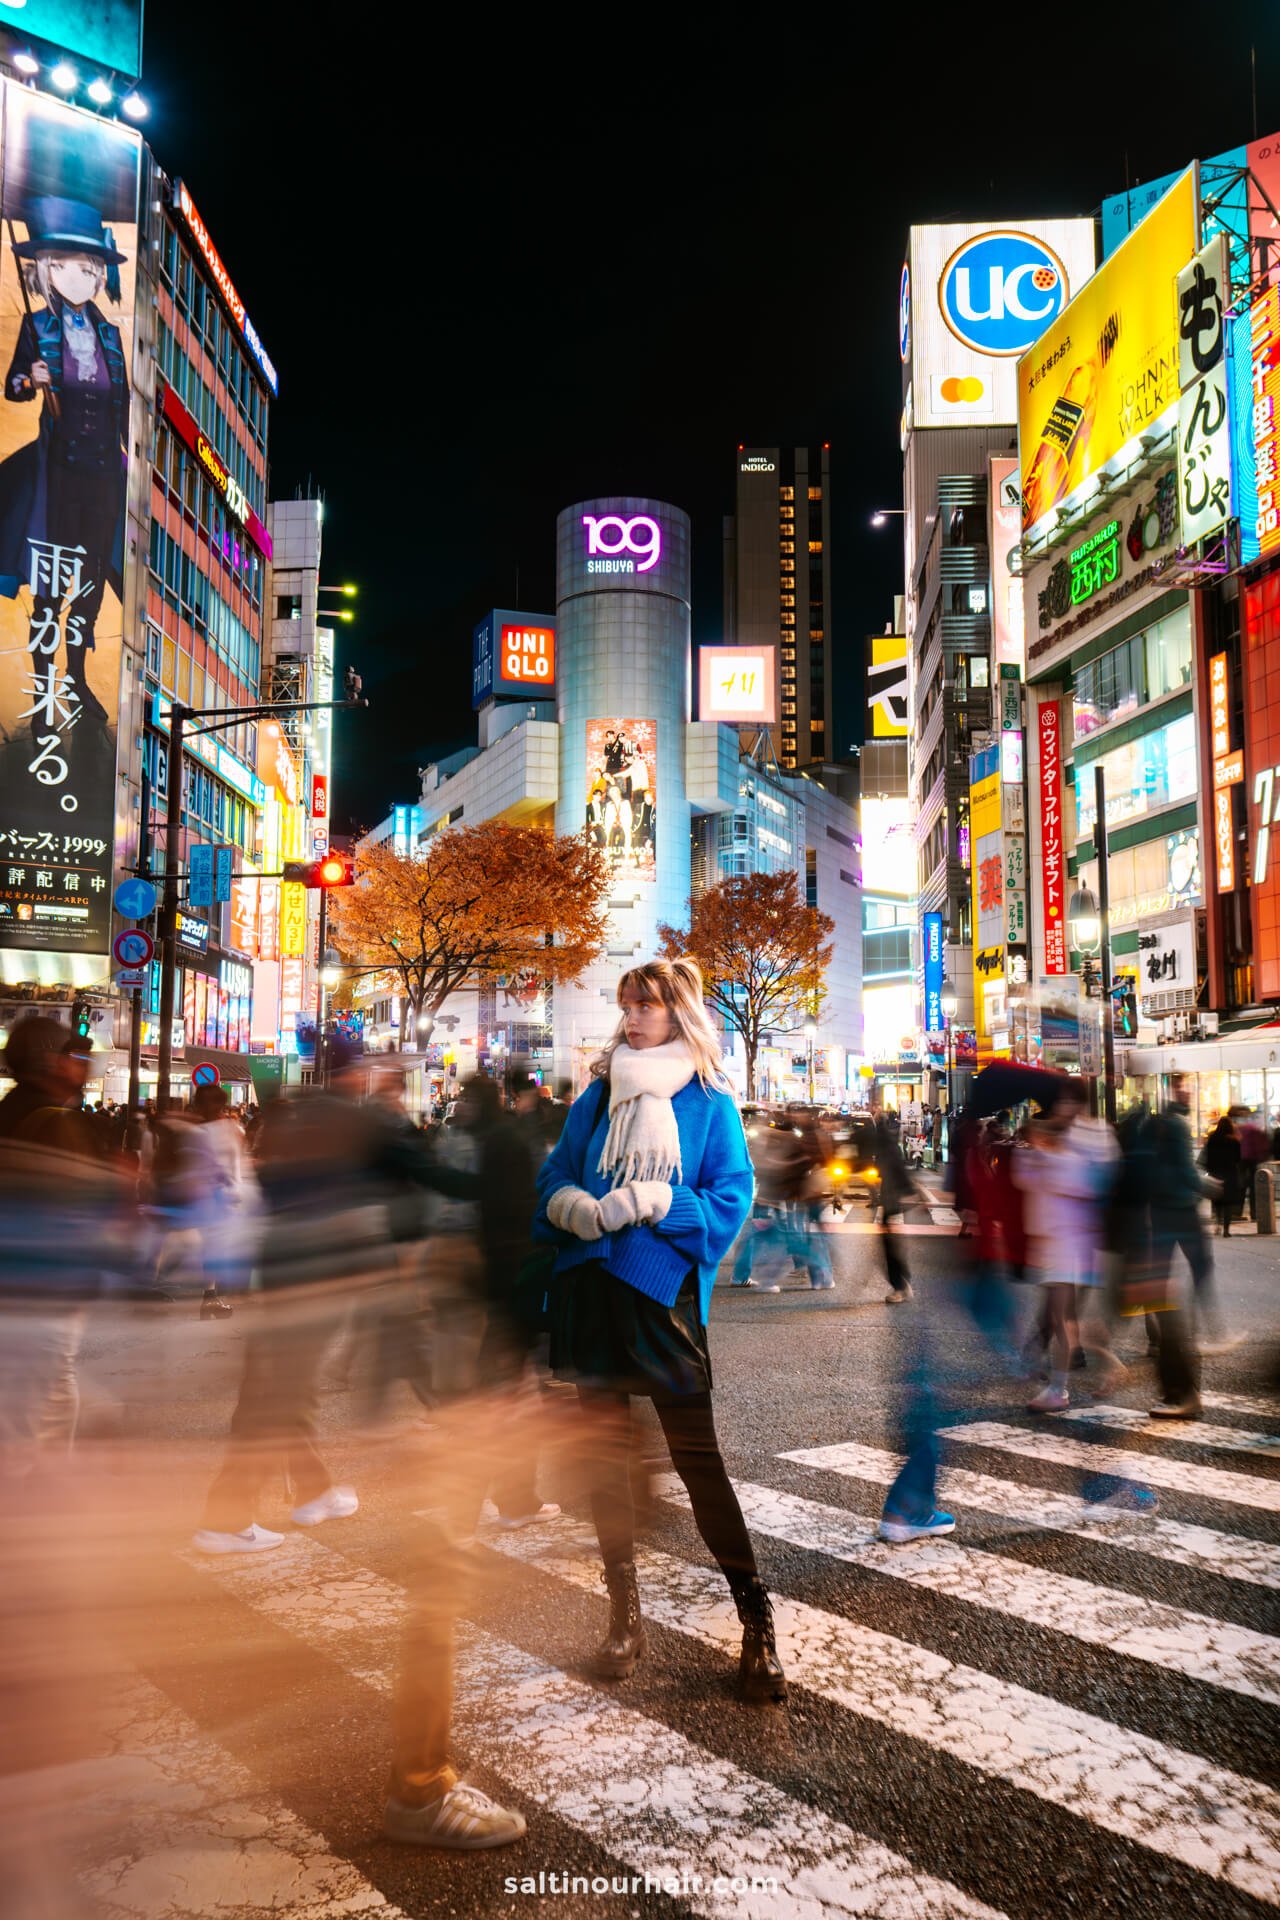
[500,624,555,689]
[1039,700,1068,973]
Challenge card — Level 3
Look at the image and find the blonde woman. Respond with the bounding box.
[534,957,786,1703]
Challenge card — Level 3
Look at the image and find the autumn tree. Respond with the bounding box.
[659,870,834,1100]
[329,823,610,1045]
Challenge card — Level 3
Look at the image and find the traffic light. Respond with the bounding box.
[282,853,355,888]
[70,997,92,1042]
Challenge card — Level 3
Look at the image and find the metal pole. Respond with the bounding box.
[314,886,327,1088]
[1095,763,1117,1125]
[155,704,187,1114]
[125,763,151,1151]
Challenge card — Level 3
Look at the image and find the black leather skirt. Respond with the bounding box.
[550,1259,712,1397]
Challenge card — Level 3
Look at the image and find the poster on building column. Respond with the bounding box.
[0,86,141,954]
[585,718,656,881]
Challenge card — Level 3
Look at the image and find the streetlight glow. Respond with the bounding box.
[1068,885,1102,955]
[939,975,958,1021]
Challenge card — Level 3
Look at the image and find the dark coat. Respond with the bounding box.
[1204,1121,1242,1202]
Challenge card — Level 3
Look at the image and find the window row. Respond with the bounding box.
[154,425,264,608]
[159,226,269,444]
[148,521,262,689]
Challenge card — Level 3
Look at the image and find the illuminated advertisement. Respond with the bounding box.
[988,457,1024,669]
[970,747,1004,1057]
[472,608,557,708]
[8,0,143,79]
[901,219,1095,430]
[699,646,777,724]
[1025,467,1179,675]
[1243,574,1280,998]
[861,795,913,895]
[1038,701,1069,973]
[586,719,655,882]
[923,909,943,1035]
[583,512,661,575]
[1019,171,1197,542]
[1176,236,1231,545]
[1102,135,1280,291]
[172,182,278,396]
[0,88,140,955]
[1249,285,1280,560]
[866,635,908,737]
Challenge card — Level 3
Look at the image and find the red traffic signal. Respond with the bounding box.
[283,854,355,888]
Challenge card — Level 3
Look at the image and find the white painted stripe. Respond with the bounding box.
[1059,1404,1280,1459]
[184,1537,1007,1920]
[490,1522,1280,1903]
[1203,1390,1280,1420]
[653,1473,1280,1705]
[779,1440,1280,1590]
[936,1422,1280,1512]
[0,1672,408,1918]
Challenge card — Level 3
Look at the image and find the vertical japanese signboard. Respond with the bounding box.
[1039,700,1068,973]
[1176,236,1231,546]
[1250,285,1280,561]
[1209,650,1240,894]
[0,88,141,954]
[923,909,943,1037]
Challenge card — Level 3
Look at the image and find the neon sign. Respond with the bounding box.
[173,181,279,396]
[582,513,661,574]
[1068,520,1121,605]
[1039,700,1068,973]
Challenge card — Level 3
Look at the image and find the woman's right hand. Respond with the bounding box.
[546,1185,603,1240]
[29,360,51,389]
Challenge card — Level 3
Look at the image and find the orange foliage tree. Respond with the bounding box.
[330,823,610,1044]
[659,870,834,1099]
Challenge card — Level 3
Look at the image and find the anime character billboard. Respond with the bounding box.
[585,718,656,882]
[0,88,140,954]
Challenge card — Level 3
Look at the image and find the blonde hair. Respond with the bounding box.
[592,956,729,1089]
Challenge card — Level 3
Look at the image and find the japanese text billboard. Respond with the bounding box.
[1019,171,1197,543]
[1243,574,1280,998]
[0,88,140,955]
[586,718,655,883]
[1038,700,1069,974]
[988,457,1024,669]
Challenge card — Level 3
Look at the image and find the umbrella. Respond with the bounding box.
[968,1063,1068,1120]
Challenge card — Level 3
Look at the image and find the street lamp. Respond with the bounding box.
[804,1021,817,1104]
[870,508,905,528]
[939,973,958,1152]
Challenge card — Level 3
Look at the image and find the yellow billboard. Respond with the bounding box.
[867,635,908,736]
[1019,170,1196,541]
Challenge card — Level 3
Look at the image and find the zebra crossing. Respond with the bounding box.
[89,1389,1280,1918]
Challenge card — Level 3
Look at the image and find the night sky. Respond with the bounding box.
[139,5,1279,832]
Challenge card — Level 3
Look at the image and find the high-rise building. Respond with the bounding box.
[723,446,831,771]
[898,218,1095,1095]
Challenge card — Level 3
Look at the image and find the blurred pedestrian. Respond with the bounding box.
[1204,1111,1242,1236]
[1142,1073,1228,1414]
[533,957,785,1702]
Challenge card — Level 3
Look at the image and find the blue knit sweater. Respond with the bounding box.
[534,1076,753,1324]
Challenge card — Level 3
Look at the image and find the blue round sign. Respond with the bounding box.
[114,877,157,919]
[938,230,1069,358]
[191,1062,220,1089]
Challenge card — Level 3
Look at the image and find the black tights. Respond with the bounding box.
[577,1385,758,1582]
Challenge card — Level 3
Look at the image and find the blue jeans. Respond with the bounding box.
[733,1205,830,1283]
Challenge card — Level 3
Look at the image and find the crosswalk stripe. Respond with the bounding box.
[778,1440,1280,1590]
[936,1422,1280,1510]
[652,1473,1280,1705]
[184,1536,1008,1920]
[1203,1390,1280,1420]
[489,1523,1280,1903]
[0,1672,409,1919]
[1059,1404,1280,1459]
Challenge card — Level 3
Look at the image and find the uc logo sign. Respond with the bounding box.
[582,513,662,574]
[938,230,1069,358]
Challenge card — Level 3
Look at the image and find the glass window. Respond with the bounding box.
[779,487,794,501]
[1075,711,1198,838]
[807,486,822,501]
[1145,606,1194,699]
[1072,605,1191,740]
[808,540,823,554]
[971,657,989,688]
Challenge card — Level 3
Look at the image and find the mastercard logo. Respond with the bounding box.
[940,376,986,403]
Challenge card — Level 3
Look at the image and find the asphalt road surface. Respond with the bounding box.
[7,1205,1278,1920]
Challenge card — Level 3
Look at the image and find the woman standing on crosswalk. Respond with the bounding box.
[536,956,787,1702]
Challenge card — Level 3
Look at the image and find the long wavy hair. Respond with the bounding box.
[592,956,729,1090]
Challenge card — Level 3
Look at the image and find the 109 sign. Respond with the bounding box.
[939,231,1070,357]
[582,514,662,574]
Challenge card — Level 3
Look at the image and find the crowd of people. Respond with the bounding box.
[0,984,1273,1858]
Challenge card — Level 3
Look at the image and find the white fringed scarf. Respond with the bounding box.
[597,1039,694,1188]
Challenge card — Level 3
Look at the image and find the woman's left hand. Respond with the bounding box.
[598,1181,673,1232]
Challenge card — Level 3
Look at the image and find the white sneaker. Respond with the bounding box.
[191,1523,284,1555]
[384,1781,526,1849]
[1027,1385,1069,1413]
[291,1485,359,1526]
[497,1502,562,1530]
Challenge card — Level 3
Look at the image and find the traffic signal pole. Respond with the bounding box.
[153,689,365,1114]
[314,886,327,1088]
[1096,763,1117,1127]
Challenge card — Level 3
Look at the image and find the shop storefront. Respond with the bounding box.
[1125,1024,1280,1140]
